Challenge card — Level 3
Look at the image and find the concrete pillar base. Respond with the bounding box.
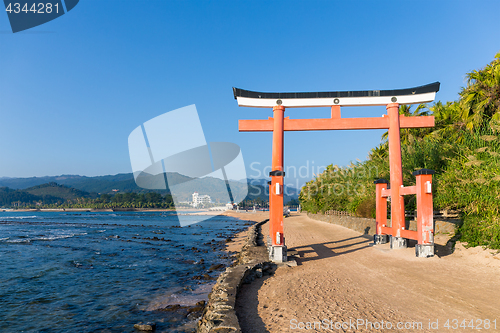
[415,244,434,258]
[390,236,407,249]
[374,234,389,245]
[269,245,287,263]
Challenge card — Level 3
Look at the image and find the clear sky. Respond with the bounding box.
[1,0,500,188]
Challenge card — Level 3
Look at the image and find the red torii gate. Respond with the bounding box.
[234,82,440,262]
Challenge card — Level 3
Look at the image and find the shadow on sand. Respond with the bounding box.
[292,235,372,264]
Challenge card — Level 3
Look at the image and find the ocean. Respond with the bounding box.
[0,211,249,332]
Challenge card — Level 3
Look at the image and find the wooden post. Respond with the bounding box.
[374,179,389,244]
[267,180,273,247]
[414,169,435,257]
[387,103,407,249]
[269,105,286,262]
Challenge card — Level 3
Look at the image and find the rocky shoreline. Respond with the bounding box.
[130,217,257,332]
[197,219,271,333]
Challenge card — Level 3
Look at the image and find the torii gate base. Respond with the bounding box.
[374,169,436,257]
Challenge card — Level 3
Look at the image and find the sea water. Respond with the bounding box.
[0,211,249,332]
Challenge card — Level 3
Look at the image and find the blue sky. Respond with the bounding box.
[1,0,500,188]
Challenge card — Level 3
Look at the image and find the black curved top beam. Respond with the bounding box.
[232,82,440,108]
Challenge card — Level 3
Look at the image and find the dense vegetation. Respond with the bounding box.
[59,192,176,209]
[0,181,296,210]
[0,174,281,205]
[300,52,500,249]
[0,183,175,209]
[0,186,57,207]
[25,182,98,200]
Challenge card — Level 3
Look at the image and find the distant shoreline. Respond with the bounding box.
[1,208,208,213]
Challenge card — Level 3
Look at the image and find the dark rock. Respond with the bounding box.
[133,322,156,331]
[193,273,213,280]
[160,304,181,311]
[157,301,206,322]
[208,263,225,272]
[187,300,206,315]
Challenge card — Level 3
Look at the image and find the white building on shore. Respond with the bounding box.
[209,202,234,211]
[192,192,211,207]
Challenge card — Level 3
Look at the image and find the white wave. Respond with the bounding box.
[1,215,38,219]
[0,237,9,241]
[6,239,31,243]
[144,283,214,311]
[34,232,87,241]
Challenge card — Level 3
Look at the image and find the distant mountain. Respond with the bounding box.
[0,185,66,206]
[0,187,41,206]
[24,182,97,201]
[246,178,300,197]
[0,174,145,194]
[0,174,300,203]
[245,178,268,186]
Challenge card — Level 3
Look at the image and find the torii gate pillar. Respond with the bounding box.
[387,103,407,249]
[269,105,286,262]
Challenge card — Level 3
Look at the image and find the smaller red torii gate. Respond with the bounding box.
[234,82,440,262]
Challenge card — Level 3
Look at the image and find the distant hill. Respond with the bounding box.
[24,182,97,201]
[246,178,300,197]
[0,173,300,203]
[0,174,145,194]
[0,187,40,206]
[0,173,190,194]
[0,186,63,206]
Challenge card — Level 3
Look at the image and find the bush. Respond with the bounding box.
[355,197,376,218]
[459,214,500,249]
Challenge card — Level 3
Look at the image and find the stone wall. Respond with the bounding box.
[197,220,270,333]
[306,212,461,236]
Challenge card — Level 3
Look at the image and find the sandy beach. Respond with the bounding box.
[224,211,270,253]
[227,212,500,333]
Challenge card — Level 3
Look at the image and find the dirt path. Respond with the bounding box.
[235,213,500,333]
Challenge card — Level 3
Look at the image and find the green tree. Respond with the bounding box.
[381,103,430,145]
[459,51,500,130]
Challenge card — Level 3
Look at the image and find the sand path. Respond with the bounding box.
[234,213,500,333]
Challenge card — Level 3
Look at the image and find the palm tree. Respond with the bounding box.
[427,101,468,142]
[459,51,500,131]
[380,103,430,145]
[368,144,388,161]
